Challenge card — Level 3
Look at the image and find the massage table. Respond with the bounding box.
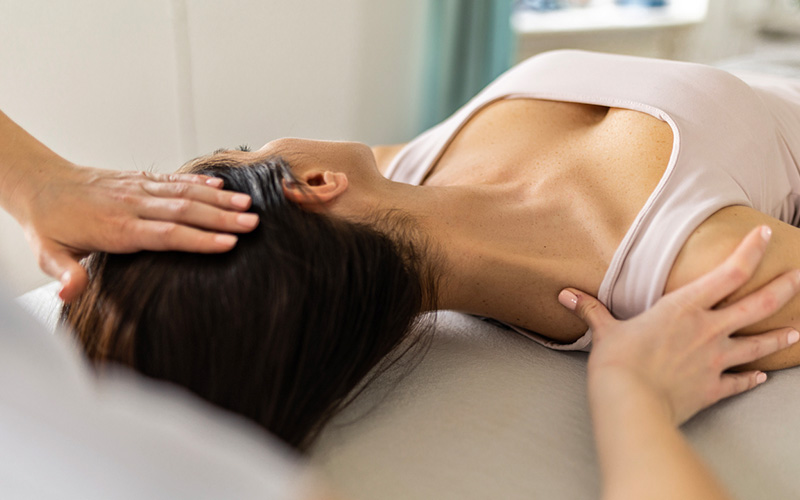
[17,281,800,499]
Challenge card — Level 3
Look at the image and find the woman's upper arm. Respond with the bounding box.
[666,205,800,370]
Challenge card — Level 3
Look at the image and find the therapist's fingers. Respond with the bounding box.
[559,288,615,333]
[58,266,89,303]
[715,268,800,333]
[723,327,800,369]
[136,196,260,233]
[672,225,771,309]
[716,370,769,403]
[140,180,253,212]
[133,171,225,188]
[125,219,239,253]
[35,243,89,302]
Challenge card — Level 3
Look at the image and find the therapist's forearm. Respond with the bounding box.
[0,110,70,219]
[590,372,732,500]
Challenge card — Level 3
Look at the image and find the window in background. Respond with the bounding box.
[512,0,708,35]
[761,0,800,36]
[512,0,710,62]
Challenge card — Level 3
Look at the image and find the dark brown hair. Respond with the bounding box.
[62,155,437,450]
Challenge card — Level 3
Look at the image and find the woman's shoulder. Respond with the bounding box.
[664,205,800,370]
[509,50,751,115]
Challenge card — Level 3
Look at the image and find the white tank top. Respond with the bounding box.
[385,50,800,351]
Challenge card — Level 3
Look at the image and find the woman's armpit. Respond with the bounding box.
[665,205,800,371]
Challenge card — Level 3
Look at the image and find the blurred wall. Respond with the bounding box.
[0,0,427,294]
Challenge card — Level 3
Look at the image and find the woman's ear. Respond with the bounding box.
[282,171,349,208]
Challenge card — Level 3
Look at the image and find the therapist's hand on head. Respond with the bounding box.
[559,225,800,425]
[23,164,259,302]
[0,111,258,302]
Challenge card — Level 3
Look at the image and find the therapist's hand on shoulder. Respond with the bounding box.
[560,225,800,425]
[13,160,258,302]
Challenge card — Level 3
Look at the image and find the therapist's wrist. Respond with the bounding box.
[0,109,74,221]
[588,366,675,426]
[0,153,74,224]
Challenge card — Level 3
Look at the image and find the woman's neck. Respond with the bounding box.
[376,180,535,313]
[373,177,606,342]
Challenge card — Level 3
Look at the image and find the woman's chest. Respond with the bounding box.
[425,98,672,195]
[422,98,676,341]
[424,98,674,255]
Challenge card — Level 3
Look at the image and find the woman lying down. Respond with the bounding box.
[63,50,800,451]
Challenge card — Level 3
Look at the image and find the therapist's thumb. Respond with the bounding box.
[38,245,89,302]
[558,288,614,332]
[58,265,89,302]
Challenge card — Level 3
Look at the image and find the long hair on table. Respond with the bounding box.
[62,155,440,450]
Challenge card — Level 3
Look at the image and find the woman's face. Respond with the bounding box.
[254,138,388,219]
[258,138,387,217]
[257,138,381,186]
[182,137,385,219]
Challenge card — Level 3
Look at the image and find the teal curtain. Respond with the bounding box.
[419,0,516,132]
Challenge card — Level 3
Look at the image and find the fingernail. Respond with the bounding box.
[756,372,768,384]
[231,194,251,209]
[215,234,237,247]
[789,330,800,345]
[558,289,578,311]
[206,178,224,187]
[761,225,772,241]
[236,212,259,228]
